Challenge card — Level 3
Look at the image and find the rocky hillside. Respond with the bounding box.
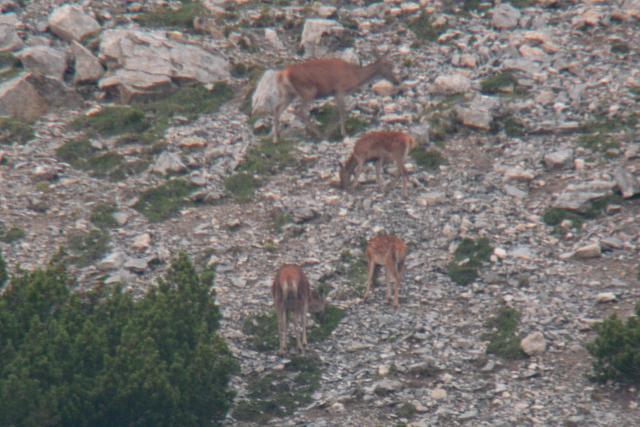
[1,0,640,425]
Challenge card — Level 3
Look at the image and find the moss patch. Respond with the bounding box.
[269,207,293,233]
[408,11,448,43]
[480,71,527,96]
[483,305,527,360]
[0,117,33,145]
[578,113,637,157]
[233,355,322,423]
[55,139,134,181]
[132,179,199,223]
[411,147,447,170]
[71,106,149,137]
[447,237,493,286]
[67,229,111,267]
[0,227,25,244]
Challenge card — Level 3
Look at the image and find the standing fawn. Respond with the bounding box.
[339,131,416,197]
[266,57,399,143]
[363,234,407,308]
[272,264,326,355]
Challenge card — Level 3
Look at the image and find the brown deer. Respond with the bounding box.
[268,57,399,142]
[271,264,326,355]
[339,131,416,197]
[363,234,407,308]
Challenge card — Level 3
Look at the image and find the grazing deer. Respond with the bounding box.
[363,234,407,308]
[272,264,326,355]
[263,57,399,143]
[339,131,416,197]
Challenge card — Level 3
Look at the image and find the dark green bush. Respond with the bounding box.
[0,250,6,288]
[587,304,640,384]
[483,305,527,360]
[0,118,33,145]
[0,252,237,427]
[447,238,493,286]
[133,179,199,222]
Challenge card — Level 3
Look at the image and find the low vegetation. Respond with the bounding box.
[0,51,21,82]
[311,104,369,141]
[137,0,203,29]
[542,194,625,233]
[0,117,33,145]
[483,305,527,360]
[577,113,637,157]
[411,146,447,170]
[133,179,199,223]
[55,138,138,181]
[447,237,493,286]
[480,71,527,96]
[408,11,448,44]
[0,252,237,427]
[90,203,118,229]
[0,226,25,244]
[233,355,321,423]
[66,229,111,267]
[336,249,368,297]
[587,303,640,385]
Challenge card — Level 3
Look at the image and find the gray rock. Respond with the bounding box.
[613,167,639,198]
[373,378,403,395]
[0,74,48,120]
[300,19,344,57]
[456,107,493,131]
[15,46,67,80]
[492,4,521,29]
[574,242,601,259]
[48,4,101,42]
[544,149,574,170]
[124,257,148,273]
[151,152,187,175]
[98,250,126,271]
[71,41,104,84]
[521,332,546,356]
[0,13,23,51]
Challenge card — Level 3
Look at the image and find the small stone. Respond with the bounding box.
[328,402,345,413]
[494,248,507,259]
[132,233,151,251]
[431,387,447,400]
[544,149,574,169]
[574,242,601,259]
[433,74,471,94]
[124,257,147,273]
[504,167,535,182]
[378,365,391,377]
[417,191,446,206]
[596,292,617,303]
[179,136,208,149]
[372,80,396,96]
[521,332,546,356]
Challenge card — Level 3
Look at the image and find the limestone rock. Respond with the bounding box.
[251,69,280,116]
[15,46,67,80]
[0,74,48,120]
[132,233,151,252]
[544,149,574,170]
[457,107,492,130]
[151,152,187,175]
[492,3,521,29]
[574,242,601,259]
[521,332,546,356]
[48,4,101,42]
[264,28,285,50]
[433,74,471,94]
[300,19,344,57]
[0,13,23,51]
[613,167,639,199]
[71,41,104,84]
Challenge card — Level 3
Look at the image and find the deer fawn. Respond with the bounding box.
[265,57,399,143]
[339,131,416,197]
[272,264,326,355]
[363,234,407,308]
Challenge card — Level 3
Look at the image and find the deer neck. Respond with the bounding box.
[353,62,382,88]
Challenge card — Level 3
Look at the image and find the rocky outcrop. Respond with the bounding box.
[48,4,101,42]
[0,13,23,51]
[15,46,67,80]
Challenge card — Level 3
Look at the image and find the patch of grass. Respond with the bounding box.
[587,303,640,385]
[0,117,33,145]
[0,51,22,82]
[84,152,125,179]
[578,113,637,157]
[242,305,345,353]
[407,11,448,43]
[480,71,526,96]
[411,147,447,170]
[56,139,134,181]
[611,41,630,56]
[67,229,111,267]
[269,207,293,233]
[132,178,199,222]
[447,237,493,286]
[578,133,620,156]
[233,355,322,423]
[72,106,149,137]
[239,138,298,176]
[0,227,25,244]
[311,105,369,141]
[483,305,527,360]
[428,110,459,144]
[500,114,526,137]
[224,172,259,202]
[137,0,203,29]
[56,138,97,168]
[396,402,417,420]
[543,194,625,232]
[337,250,368,295]
[90,203,118,229]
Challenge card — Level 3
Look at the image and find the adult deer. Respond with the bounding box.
[271,264,326,355]
[253,56,399,143]
[363,234,407,308]
[339,130,416,197]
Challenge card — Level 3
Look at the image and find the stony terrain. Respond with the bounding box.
[1,0,640,426]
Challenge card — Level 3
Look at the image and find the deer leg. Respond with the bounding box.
[302,300,309,348]
[335,91,347,137]
[351,162,365,189]
[294,100,322,139]
[399,162,409,197]
[363,258,376,302]
[292,308,304,353]
[276,306,287,354]
[376,159,385,192]
[384,264,393,304]
[389,262,402,308]
[273,94,293,144]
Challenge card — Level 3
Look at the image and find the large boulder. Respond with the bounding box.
[48,4,101,42]
[0,74,48,120]
[15,46,67,80]
[98,29,230,101]
[0,13,23,51]
[300,18,344,57]
[71,41,104,84]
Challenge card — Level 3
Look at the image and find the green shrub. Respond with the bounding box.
[310,105,368,141]
[224,172,259,201]
[408,11,447,43]
[133,179,199,223]
[543,195,625,233]
[90,203,118,229]
[483,305,527,360]
[72,106,149,136]
[587,304,640,384]
[0,118,33,145]
[67,229,111,267]
[0,52,21,82]
[411,147,447,170]
[447,238,493,286]
[0,250,6,288]
[0,227,25,244]
[137,0,203,29]
[0,252,237,426]
[480,71,526,96]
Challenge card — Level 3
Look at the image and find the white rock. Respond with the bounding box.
[300,19,344,57]
[433,74,471,94]
[492,3,521,29]
[48,5,101,42]
[544,149,574,169]
[574,242,601,259]
[431,387,447,400]
[494,247,507,259]
[151,152,187,175]
[132,233,151,251]
[596,292,617,303]
[521,331,546,356]
[0,75,48,120]
[264,28,285,50]
[71,41,104,84]
[504,167,535,182]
